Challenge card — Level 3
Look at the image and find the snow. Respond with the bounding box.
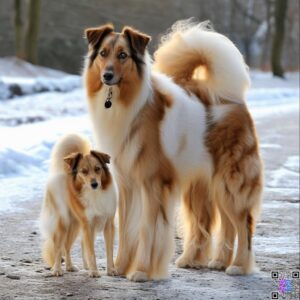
[247,88,299,118]
[0,57,81,100]
[0,75,81,100]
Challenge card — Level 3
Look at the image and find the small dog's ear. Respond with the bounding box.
[64,152,83,173]
[90,150,111,165]
[85,24,114,48]
[122,26,151,55]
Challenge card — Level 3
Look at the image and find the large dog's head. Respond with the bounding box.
[84,24,151,92]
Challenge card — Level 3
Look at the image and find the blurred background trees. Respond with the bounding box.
[271,0,288,77]
[14,0,41,64]
[0,0,298,76]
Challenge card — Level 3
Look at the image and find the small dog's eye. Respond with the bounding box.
[94,166,101,173]
[99,50,107,57]
[81,169,89,175]
[118,52,127,60]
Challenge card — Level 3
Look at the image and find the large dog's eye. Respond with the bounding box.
[118,52,128,60]
[94,166,102,173]
[99,50,107,57]
[81,168,89,175]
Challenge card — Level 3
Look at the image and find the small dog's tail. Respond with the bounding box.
[50,133,91,173]
[42,239,55,267]
[154,19,250,104]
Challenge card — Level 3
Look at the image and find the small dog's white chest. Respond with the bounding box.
[81,187,116,222]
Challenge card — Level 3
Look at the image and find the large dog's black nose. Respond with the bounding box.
[103,72,114,82]
[91,181,98,189]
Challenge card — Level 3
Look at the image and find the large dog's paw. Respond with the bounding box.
[89,270,101,278]
[176,255,208,269]
[175,255,192,268]
[208,260,226,270]
[107,267,118,276]
[66,264,79,272]
[190,261,208,269]
[52,267,63,277]
[127,271,149,282]
[113,264,126,277]
[83,260,89,270]
[226,265,245,276]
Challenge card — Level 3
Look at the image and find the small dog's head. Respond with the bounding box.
[64,150,111,191]
[85,24,151,86]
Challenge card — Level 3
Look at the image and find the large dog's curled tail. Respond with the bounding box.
[153,19,250,104]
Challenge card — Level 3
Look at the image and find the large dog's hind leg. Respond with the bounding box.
[212,174,262,275]
[208,204,235,270]
[115,183,141,276]
[225,209,256,276]
[127,180,175,281]
[176,180,214,269]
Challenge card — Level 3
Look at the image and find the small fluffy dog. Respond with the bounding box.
[83,20,263,281]
[40,133,117,277]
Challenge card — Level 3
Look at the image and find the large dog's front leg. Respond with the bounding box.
[115,184,141,276]
[127,181,175,282]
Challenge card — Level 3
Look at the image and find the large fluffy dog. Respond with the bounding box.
[83,21,263,281]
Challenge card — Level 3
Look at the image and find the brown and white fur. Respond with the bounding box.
[83,20,263,281]
[40,133,117,277]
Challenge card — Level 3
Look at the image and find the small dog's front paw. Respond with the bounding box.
[107,267,118,276]
[226,265,245,276]
[52,268,63,276]
[66,264,79,272]
[127,271,148,282]
[89,270,101,278]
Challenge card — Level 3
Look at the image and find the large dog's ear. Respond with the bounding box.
[90,150,111,165]
[64,152,83,174]
[85,24,114,49]
[122,26,151,55]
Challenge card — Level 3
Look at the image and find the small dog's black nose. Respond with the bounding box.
[103,72,114,82]
[91,181,98,189]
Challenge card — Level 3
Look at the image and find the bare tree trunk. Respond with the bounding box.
[260,0,272,70]
[271,0,287,77]
[25,0,41,64]
[14,0,24,59]
[229,0,236,33]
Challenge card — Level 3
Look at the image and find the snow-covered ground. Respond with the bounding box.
[0,59,299,299]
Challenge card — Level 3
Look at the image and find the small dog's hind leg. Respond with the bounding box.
[64,221,79,272]
[51,219,66,276]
